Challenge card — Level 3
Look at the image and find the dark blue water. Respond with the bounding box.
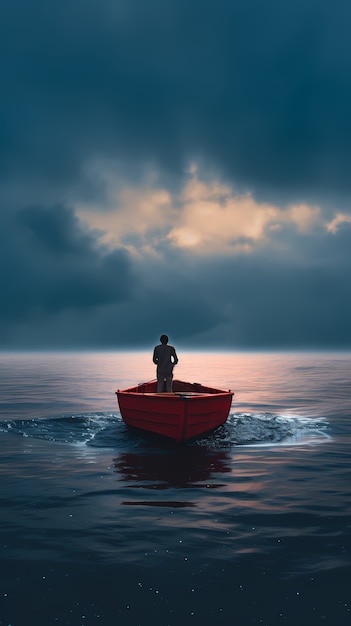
[0,352,350,625]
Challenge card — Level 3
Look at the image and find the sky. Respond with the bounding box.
[1,0,351,350]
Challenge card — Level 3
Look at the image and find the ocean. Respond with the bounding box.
[0,351,350,626]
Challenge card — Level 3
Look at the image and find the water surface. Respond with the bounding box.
[0,352,350,625]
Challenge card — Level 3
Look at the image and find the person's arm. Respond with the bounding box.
[153,347,159,365]
[172,347,178,365]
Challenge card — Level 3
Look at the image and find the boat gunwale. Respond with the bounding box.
[116,379,233,399]
[116,391,232,396]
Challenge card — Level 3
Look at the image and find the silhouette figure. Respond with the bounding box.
[153,334,178,392]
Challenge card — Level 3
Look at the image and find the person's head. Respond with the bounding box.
[160,334,169,345]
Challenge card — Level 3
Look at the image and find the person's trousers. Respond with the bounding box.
[157,372,173,392]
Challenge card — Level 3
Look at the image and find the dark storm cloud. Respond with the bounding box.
[1,203,351,349]
[162,223,351,350]
[0,201,224,349]
[2,0,351,202]
[0,203,133,327]
[91,221,351,351]
[1,0,351,349]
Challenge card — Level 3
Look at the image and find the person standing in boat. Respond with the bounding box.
[153,334,179,393]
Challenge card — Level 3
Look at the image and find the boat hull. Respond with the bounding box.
[116,379,234,443]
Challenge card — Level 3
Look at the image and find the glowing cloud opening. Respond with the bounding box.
[76,162,323,256]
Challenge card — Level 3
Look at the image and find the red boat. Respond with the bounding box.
[116,379,234,443]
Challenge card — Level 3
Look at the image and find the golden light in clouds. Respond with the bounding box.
[326,212,351,234]
[76,164,324,255]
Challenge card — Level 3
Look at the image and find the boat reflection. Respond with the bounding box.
[113,445,231,491]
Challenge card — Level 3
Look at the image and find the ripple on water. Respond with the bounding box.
[0,410,330,450]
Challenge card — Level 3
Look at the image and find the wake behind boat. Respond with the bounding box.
[116,379,234,443]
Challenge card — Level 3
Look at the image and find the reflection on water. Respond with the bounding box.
[113,445,231,508]
[114,447,231,487]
